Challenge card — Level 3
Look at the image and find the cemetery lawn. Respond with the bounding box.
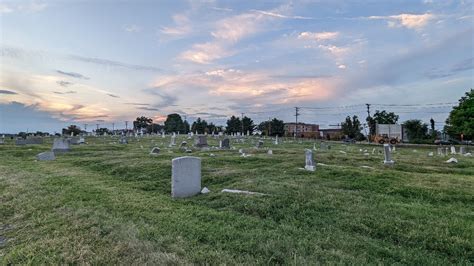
[1,137,473,264]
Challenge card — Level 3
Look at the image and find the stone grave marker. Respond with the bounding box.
[274,135,279,145]
[450,146,456,155]
[150,147,160,155]
[169,135,176,147]
[119,136,128,144]
[194,135,208,148]
[383,144,394,165]
[437,147,443,156]
[36,151,56,161]
[305,149,316,171]
[460,146,466,155]
[171,156,201,198]
[219,138,230,149]
[256,140,264,148]
[52,138,71,153]
[180,141,187,148]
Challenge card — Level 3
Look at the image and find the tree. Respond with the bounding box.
[444,89,474,140]
[242,116,255,134]
[341,116,365,140]
[133,116,153,132]
[366,116,376,136]
[147,123,163,134]
[183,120,190,134]
[191,118,208,134]
[226,116,242,133]
[96,128,110,135]
[62,125,82,136]
[403,119,429,143]
[207,122,217,134]
[164,113,185,133]
[257,118,284,136]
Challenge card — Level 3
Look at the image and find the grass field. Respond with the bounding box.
[1,136,473,264]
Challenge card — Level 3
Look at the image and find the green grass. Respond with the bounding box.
[1,136,473,264]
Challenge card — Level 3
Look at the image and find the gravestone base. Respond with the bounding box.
[305,165,315,171]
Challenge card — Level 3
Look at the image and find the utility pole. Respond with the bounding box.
[366,103,371,143]
[112,123,115,134]
[241,112,244,135]
[294,107,300,138]
[125,121,129,132]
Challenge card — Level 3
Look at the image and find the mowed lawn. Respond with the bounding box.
[1,136,473,264]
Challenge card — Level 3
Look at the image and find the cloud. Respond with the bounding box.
[137,106,159,111]
[0,89,18,94]
[0,2,47,13]
[106,93,120,98]
[369,13,435,29]
[425,57,474,79]
[57,70,90,80]
[56,80,73,87]
[123,24,141,33]
[250,9,313,20]
[53,91,77,94]
[69,54,163,72]
[141,88,178,108]
[298,31,339,41]
[180,42,234,64]
[160,14,192,36]
[211,7,233,12]
[338,64,346,69]
[317,44,350,58]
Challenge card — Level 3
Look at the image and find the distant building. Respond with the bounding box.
[284,123,320,138]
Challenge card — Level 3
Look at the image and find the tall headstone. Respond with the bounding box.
[274,135,279,145]
[219,138,230,149]
[52,138,70,153]
[162,132,165,138]
[450,146,456,155]
[194,136,208,148]
[305,149,315,171]
[170,135,176,146]
[460,146,466,155]
[437,147,443,156]
[383,144,394,165]
[171,156,201,198]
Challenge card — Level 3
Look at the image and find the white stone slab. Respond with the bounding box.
[171,156,201,198]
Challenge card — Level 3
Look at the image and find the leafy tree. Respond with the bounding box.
[191,118,208,134]
[341,116,365,140]
[183,120,190,134]
[62,125,82,136]
[96,128,110,135]
[257,118,284,136]
[226,116,242,133]
[444,89,474,140]
[373,110,399,124]
[164,113,185,133]
[366,116,376,136]
[17,132,27,139]
[146,123,163,134]
[133,116,153,132]
[242,116,255,134]
[207,122,217,134]
[403,119,429,143]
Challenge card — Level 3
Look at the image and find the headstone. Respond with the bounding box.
[119,136,128,144]
[428,152,434,157]
[180,141,187,148]
[150,147,160,155]
[437,147,443,156]
[446,157,458,163]
[219,138,230,149]
[383,144,394,165]
[170,135,176,146]
[0,138,4,145]
[305,149,315,171]
[25,137,43,144]
[171,156,201,198]
[460,146,466,155]
[194,136,208,148]
[274,135,279,145]
[52,138,70,153]
[450,146,456,155]
[256,140,264,148]
[267,149,273,155]
[36,151,55,161]
[162,132,165,138]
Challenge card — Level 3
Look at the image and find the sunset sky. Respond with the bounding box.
[1,0,473,133]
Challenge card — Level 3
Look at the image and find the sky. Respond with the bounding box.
[0,0,473,133]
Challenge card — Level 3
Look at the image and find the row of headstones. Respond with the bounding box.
[435,146,469,156]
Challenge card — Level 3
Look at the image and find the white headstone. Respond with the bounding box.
[274,135,279,145]
[460,146,466,155]
[450,146,456,155]
[267,149,273,155]
[171,156,201,198]
[150,147,160,155]
[437,147,443,156]
[383,144,394,165]
[305,149,315,171]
